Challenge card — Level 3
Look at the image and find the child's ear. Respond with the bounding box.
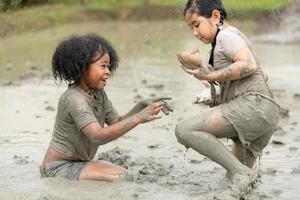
[211,9,221,24]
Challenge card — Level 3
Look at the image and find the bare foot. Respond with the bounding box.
[216,169,259,199]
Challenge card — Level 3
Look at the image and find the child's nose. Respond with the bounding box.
[106,68,111,75]
[193,29,198,37]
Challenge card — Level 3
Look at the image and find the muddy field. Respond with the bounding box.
[0,20,300,200]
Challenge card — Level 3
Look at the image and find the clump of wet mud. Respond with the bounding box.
[13,155,32,165]
[97,147,131,169]
[97,147,173,183]
[279,107,289,119]
[1,65,51,86]
[20,66,51,81]
[96,147,232,196]
[294,93,300,101]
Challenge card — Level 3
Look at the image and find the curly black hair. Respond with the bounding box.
[52,33,119,85]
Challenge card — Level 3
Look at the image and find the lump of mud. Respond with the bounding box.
[291,167,300,174]
[36,194,65,200]
[294,93,300,100]
[135,163,172,183]
[291,122,298,126]
[279,107,289,119]
[147,143,164,150]
[97,147,131,168]
[289,146,298,152]
[146,84,165,90]
[272,139,286,145]
[45,106,55,111]
[274,126,287,136]
[2,81,13,86]
[13,155,31,165]
[129,157,174,184]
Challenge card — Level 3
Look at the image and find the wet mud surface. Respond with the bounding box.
[0,77,299,200]
[0,21,300,200]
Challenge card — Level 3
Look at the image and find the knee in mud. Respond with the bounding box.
[175,122,189,144]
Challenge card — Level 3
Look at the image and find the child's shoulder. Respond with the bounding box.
[59,85,88,104]
[217,26,243,41]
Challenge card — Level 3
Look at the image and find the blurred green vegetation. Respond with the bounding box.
[1,0,291,12]
[0,0,292,37]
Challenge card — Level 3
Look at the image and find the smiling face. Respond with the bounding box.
[81,52,111,91]
[185,10,220,44]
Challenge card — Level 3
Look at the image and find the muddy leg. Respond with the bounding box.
[231,142,256,168]
[78,160,128,181]
[175,107,251,176]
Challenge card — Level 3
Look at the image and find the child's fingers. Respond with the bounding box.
[150,101,165,109]
[162,101,173,112]
[161,107,169,115]
[152,105,164,115]
[152,116,162,121]
[151,97,172,103]
[158,97,172,101]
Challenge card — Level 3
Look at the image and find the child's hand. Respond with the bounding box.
[176,49,203,70]
[136,101,166,123]
[139,97,173,115]
[180,65,210,81]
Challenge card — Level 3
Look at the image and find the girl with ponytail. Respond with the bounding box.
[176,0,279,196]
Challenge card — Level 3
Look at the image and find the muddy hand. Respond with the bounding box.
[176,49,202,70]
[180,65,209,80]
[141,97,173,115]
[137,101,165,123]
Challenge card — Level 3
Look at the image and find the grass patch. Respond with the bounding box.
[86,0,291,11]
[0,4,82,36]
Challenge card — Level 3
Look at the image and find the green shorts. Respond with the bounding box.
[39,161,86,181]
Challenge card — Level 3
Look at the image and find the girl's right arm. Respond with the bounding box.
[81,101,165,145]
[108,97,172,124]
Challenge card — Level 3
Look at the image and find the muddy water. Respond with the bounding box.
[0,21,300,200]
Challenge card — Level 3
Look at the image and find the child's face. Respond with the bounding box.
[185,11,219,44]
[83,52,111,90]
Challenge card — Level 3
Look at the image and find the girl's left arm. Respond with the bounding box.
[186,47,257,82]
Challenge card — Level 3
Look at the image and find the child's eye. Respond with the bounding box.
[100,64,110,70]
[194,23,200,28]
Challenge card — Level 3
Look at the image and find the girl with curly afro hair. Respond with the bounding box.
[40,34,172,181]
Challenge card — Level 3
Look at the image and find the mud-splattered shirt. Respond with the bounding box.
[212,26,279,157]
[50,85,119,161]
[213,26,270,103]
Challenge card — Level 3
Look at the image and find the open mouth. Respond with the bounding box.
[101,78,108,84]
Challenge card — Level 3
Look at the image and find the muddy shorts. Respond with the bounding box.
[39,161,86,181]
[220,93,280,157]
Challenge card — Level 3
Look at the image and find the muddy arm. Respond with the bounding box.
[81,101,165,145]
[206,48,257,81]
[184,48,257,82]
[110,97,172,124]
